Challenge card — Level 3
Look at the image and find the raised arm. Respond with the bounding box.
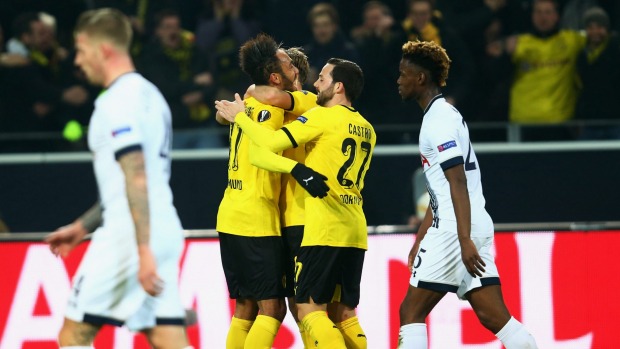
[249,85,294,110]
[118,150,162,296]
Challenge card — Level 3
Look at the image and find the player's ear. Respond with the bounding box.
[100,41,115,59]
[269,72,281,86]
[334,81,344,94]
[418,70,427,85]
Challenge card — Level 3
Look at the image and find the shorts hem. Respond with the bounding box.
[417,280,459,293]
[156,317,186,326]
[83,313,124,327]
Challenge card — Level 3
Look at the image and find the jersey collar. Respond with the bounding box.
[424,94,443,115]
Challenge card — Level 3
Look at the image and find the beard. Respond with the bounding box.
[281,73,296,92]
[316,86,335,106]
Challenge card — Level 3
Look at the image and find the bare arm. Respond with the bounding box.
[407,205,433,270]
[118,150,162,296]
[118,151,150,246]
[80,202,103,233]
[444,164,485,277]
[45,202,101,257]
[250,85,293,110]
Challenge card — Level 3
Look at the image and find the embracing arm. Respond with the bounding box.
[249,142,297,173]
[250,85,294,110]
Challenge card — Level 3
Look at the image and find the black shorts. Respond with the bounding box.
[218,232,286,300]
[294,246,365,308]
[282,225,304,297]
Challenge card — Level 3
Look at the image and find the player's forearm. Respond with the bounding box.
[77,202,102,233]
[449,176,472,241]
[119,151,151,246]
[253,85,292,110]
[249,143,297,173]
[416,205,434,241]
[236,113,292,152]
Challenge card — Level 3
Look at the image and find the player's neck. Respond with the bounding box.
[103,55,136,88]
[325,94,349,108]
[417,88,441,111]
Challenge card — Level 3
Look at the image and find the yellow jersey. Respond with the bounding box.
[510,30,585,123]
[235,104,376,249]
[216,97,284,237]
[280,90,318,227]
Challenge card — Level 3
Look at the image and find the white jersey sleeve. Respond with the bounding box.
[103,90,145,159]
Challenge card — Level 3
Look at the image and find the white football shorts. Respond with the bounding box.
[409,225,500,300]
[65,224,185,331]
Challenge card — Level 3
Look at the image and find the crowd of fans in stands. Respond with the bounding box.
[0,0,619,152]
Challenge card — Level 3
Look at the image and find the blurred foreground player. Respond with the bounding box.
[45,8,191,349]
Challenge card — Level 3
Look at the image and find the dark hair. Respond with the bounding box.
[239,33,282,85]
[286,47,309,84]
[401,40,450,87]
[12,12,40,38]
[327,58,364,101]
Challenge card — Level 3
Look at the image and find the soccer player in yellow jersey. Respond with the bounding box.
[277,47,317,348]
[217,58,375,349]
[215,33,299,349]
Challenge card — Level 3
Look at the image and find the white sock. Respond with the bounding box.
[495,316,538,349]
[397,323,427,349]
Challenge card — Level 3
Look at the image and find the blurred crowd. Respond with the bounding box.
[0,0,619,152]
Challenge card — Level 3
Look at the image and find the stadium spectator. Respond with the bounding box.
[138,9,222,149]
[351,1,407,142]
[303,3,360,88]
[488,0,585,140]
[194,0,260,102]
[0,12,89,150]
[575,7,620,140]
[402,0,475,111]
[90,0,177,56]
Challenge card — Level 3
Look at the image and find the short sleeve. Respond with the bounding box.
[288,90,318,116]
[100,90,145,159]
[426,119,464,171]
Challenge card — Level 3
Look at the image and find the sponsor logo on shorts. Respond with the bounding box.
[437,140,456,152]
